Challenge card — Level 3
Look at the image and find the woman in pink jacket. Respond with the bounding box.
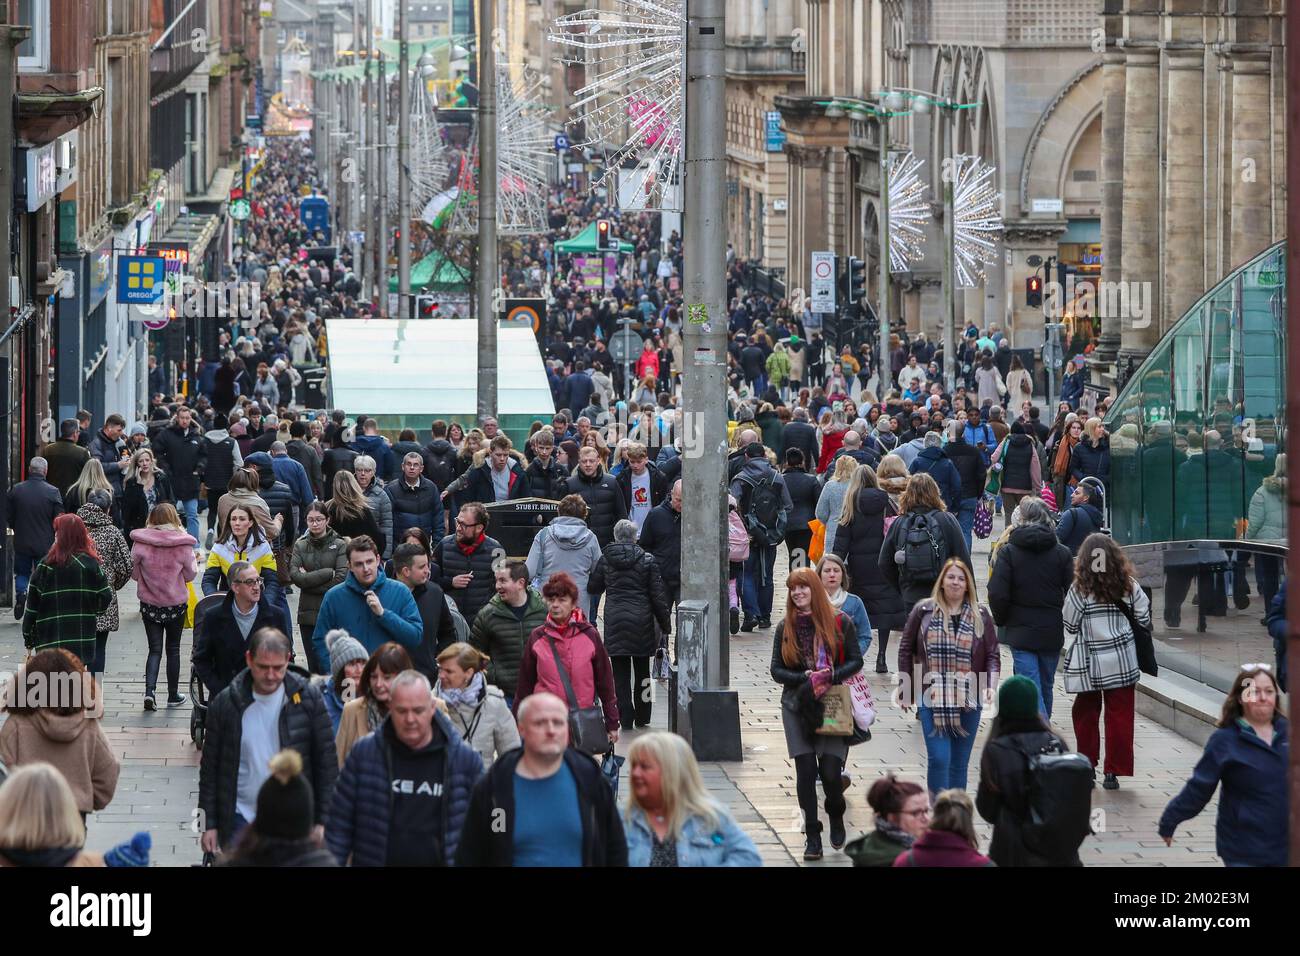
[129,503,198,711]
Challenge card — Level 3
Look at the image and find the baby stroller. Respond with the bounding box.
[188,592,227,751]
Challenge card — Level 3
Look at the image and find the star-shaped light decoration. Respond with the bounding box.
[950,154,1003,287]
[887,150,928,273]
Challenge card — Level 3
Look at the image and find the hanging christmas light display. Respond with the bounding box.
[887,151,928,273]
[386,65,451,217]
[550,0,685,211]
[950,154,1003,287]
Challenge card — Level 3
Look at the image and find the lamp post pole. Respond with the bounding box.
[877,111,892,397]
[397,0,411,318]
[476,0,498,419]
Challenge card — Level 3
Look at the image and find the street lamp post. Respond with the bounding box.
[398,0,411,318]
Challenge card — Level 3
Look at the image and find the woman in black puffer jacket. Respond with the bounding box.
[588,520,672,730]
[833,466,907,674]
[563,447,628,549]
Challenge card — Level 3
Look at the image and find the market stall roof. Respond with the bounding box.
[554,223,635,255]
[324,318,554,419]
[387,253,470,293]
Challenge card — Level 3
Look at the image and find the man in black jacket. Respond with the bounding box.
[198,628,337,852]
[392,543,457,680]
[422,419,459,492]
[438,502,504,622]
[151,406,208,541]
[615,441,667,532]
[88,413,128,496]
[942,422,987,553]
[287,421,324,499]
[783,408,819,471]
[564,446,628,548]
[524,430,568,500]
[455,692,627,867]
[6,457,64,618]
[194,566,287,695]
[638,480,682,604]
[386,451,445,538]
[464,436,529,504]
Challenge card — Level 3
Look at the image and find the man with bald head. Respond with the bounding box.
[455,691,627,866]
[728,428,761,481]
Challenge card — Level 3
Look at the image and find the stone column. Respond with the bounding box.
[1118,47,1161,364]
[1094,49,1126,364]
[1163,50,1207,326]
[1228,51,1274,267]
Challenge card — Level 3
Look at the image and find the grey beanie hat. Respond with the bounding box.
[325,630,368,678]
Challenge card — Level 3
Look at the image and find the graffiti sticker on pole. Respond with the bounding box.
[687,303,708,324]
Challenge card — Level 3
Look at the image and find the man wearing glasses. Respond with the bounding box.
[311,536,423,671]
[194,561,286,697]
[438,503,504,623]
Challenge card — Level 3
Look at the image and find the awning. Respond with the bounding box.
[387,253,471,293]
[554,222,635,255]
[186,165,238,205]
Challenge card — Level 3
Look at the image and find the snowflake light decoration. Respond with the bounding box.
[950,154,1003,287]
[449,65,552,234]
[550,0,685,211]
[887,151,928,273]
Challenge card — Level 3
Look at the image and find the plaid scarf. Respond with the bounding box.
[794,613,835,700]
[922,601,977,736]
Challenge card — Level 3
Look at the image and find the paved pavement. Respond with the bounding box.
[0,507,1223,866]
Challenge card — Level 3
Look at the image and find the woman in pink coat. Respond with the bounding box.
[634,338,660,383]
[129,503,198,711]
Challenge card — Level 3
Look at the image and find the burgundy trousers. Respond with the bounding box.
[1071,684,1135,776]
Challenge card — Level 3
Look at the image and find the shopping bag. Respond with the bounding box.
[183,581,200,630]
[984,439,1008,495]
[601,752,626,796]
[1039,483,1057,513]
[808,519,826,565]
[650,627,671,682]
[843,672,876,745]
[973,499,994,539]
[814,685,854,736]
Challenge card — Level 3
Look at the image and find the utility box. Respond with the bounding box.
[673,600,743,761]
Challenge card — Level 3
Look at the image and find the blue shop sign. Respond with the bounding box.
[116,256,168,304]
[765,112,786,152]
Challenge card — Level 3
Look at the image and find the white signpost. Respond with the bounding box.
[810,251,836,313]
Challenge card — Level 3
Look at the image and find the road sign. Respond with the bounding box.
[139,311,171,331]
[229,198,251,221]
[810,251,836,313]
[554,134,570,151]
[116,256,167,304]
[608,327,642,364]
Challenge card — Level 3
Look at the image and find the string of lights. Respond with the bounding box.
[887,150,929,273]
[951,154,1003,287]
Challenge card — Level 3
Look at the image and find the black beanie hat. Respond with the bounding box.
[254,750,314,841]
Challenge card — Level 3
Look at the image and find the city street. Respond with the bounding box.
[0,523,1219,866]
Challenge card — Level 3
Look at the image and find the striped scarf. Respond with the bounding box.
[922,601,977,736]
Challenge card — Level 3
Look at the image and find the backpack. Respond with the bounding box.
[727,509,751,562]
[739,471,787,547]
[1014,738,1095,861]
[898,511,945,582]
[425,446,457,491]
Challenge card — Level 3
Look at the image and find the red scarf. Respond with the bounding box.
[456,532,486,556]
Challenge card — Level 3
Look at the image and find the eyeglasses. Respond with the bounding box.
[455,520,482,529]
[901,807,932,818]
[234,578,263,588]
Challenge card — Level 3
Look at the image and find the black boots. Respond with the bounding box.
[729,606,740,634]
[803,821,823,861]
[829,815,847,850]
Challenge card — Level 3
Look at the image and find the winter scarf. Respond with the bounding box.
[441,672,485,709]
[793,613,833,700]
[1052,433,1078,481]
[457,532,487,557]
[825,587,848,611]
[874,819,916,848]
[923,601,977,736]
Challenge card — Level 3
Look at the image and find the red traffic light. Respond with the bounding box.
[1025,275,1043,307]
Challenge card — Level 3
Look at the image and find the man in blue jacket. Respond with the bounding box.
[269,441,315,532]
[311,536,423,670]
[350,417,397,481]
[908,431,963,513]
[326,670,483,866]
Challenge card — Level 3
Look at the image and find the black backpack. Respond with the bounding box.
[424,446,457,491]
[1015,738,1095,861]
[739,472,786,546]
[899,511,945,582]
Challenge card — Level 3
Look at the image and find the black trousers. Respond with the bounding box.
[297,615,323,674]
[610,654,652,729]
[206,489,224,533]
[784,528,813,572]
[795,753,845,834]
[144,615,184,698]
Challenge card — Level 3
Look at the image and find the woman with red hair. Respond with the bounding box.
[22,514,113,667]
[771,566,863,861]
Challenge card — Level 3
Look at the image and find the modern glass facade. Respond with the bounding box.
[1105,242,1286,548]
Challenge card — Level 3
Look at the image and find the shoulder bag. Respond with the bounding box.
[1117,589,1158,677]
[546,634,612,755]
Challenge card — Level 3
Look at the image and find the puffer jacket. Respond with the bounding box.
[1247,479,1285,540]
[198,668,338,848]
[151,423,207,499]
[878,506,971,607]
[588,542,672,657]
[1069,435,1110,485]
[129,525,198,607]
[88,430,126,495]
[832,488,906,634]
[325,712,483,866]
[525,516,603,610]
[469,589,549,697]
[385,475,444,540]
[199,429,242,495]
[464,459,529,504]
[290,528,349,626]
[433,680,521,770]
[421,438,458,491]
[987,523,1075,653]
[525,454,568,500]
[637,500,681,591]
[993,432,1040,494]
[77,505,133,633]
[909,446,962,513]
[360,478,394,559]
[246,452,297,549]
[438,532,504,622]
[977,729,1082,867]
[564,467,628,548]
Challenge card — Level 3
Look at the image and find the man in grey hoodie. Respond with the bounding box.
[524,494,604,612]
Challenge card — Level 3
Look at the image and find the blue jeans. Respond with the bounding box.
[917,705,982,795]
[1011,648,1059,719]
[742,545,778,619]
[177,498,200,541]
[956,497,979,553]
[15,553,35,595]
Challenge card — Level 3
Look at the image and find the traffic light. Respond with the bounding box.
[1026,275,1043,308]
[596,219,616,252]
[846,256,866,305]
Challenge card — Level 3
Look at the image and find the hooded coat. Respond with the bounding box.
[351,432,396,482]
[987,523,1075,653]
[200,428,243,495]
[525,516,604,610]
[0,708,120,814]
[310,568,423,665]
[909,446,963,513]
[469,588,549,698]
[421,438,458,491]
[129,525,198,607]
[1056,501,1104,554]
[564,466,629,548]
[289,528,349,626]
[588,541,672,657]
[151,423,207,500]
[832,487,906,633]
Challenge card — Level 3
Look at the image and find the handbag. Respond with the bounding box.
[1118,591,1158,677]
[546,635,612,756]
[650,626,671,682]
[807,519,826,564]
[814,684,854,736]
[972,499,994,539]
[843,671,876,745]
[183,581,200,630]
[601,752,625,796]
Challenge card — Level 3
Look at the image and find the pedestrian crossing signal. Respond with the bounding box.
[596,219,616,252]
[1026,275,1043,308]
